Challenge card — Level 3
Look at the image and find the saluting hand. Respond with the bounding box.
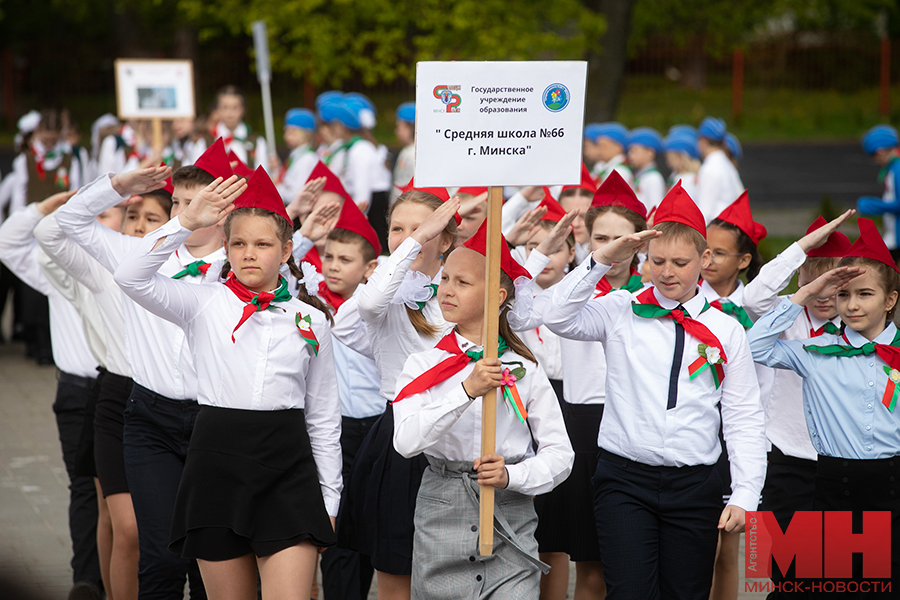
[178,175,246,231]
[111,165,172,197]
[300,199,341,243]
[411,195,460,245]
[791,265,865,307]
[797,209,855,253]
[593,229,661,266]
[36,190,78,216]
[287,176,327,222]
[535,210,578,257]
[505,205,549,247]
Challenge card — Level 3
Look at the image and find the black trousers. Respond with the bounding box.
[760,446,817,600]
[321,414,379,600]
[811,455,898,600]
[54,371,102,588]
[123,384,205,600]
[593,449,722,600]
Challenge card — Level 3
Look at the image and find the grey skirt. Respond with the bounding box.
[411,456,549,600]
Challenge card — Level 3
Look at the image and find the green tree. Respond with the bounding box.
[178,0,605,87]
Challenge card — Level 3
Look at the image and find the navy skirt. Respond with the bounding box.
[337,402,428,575]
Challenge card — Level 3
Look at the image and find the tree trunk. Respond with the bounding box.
[584,0,637,122]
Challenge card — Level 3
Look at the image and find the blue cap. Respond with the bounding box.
[698,117,727,142]
[663,132,700,160]
[584,122,628,146]
[343,93,376,129]
[667,124,697,139]
[318,99,360,130]
[315,91,343,110]
[862,125,899,155]
[396,102,416,124]
[284,108,316,131]
[724,132,742,162]
[626,127,663,153]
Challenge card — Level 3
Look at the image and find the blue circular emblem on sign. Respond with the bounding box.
[543,84,570,112]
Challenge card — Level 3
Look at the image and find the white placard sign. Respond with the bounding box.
[414,61,587,187]
[115,59,195,120]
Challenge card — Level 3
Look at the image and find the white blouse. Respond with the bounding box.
[114,216,343,515]
[393,332,574,496]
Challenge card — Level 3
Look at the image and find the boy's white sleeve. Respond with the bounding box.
[291,232,315,264]
[719,327,767,512]
[357,236,421,325]
[112,216,204,328]
[301,316,344,516]
[543,256,622,342]
[54,175,134,273]
[11,154,27,215]
[743,242,806,320]
[0,204,51,294]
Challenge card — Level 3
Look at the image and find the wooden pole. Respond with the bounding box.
[151,118,163,156]
[478,185,503,556]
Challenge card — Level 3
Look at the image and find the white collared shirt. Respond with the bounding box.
[358,237,453,401]
[696,150,744,224]
[544,256,767,511]
[277,144,319,204]
[0,205,99,378]
[34,215,130,376]
[742,242,837,460]
[339,137,378,210]
[632,163,665,214]
[393,332,574,496]
[332,288,383,419]
[114,216,343,515]
[55,175,226,400]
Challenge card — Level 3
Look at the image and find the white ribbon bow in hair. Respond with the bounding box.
[299,261,324,297]
[391,270,438,310]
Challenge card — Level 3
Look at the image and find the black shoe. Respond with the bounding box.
[67,582,103,600]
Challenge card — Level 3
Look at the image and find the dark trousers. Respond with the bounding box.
[123,384,205,600]
[811,455,898,600]
[593,449,722,600]
[19,282,51,363]
[760,446,817,600]
[321,415,379,600]
[54,371,102,588]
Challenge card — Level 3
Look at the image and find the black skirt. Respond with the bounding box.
[93,371,133,497]
[337,402,428,575]
[534,399,604,562]
[169,405,335,561]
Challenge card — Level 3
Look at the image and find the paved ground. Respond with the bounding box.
[0,336,775,599]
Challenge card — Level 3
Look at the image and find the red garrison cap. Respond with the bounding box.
[463,220,531,281]
[306,161,353,203]
[233,166,292,224]
[805,215,851,258]
[844,217,900,273]
[562,163,598,194]
[227,150,255,179]
[396,178,459,225]
[714,190,767,245]
[193,138,233,180]
[653,180,706,238]
[537,188,567,222]
[590,170,647,220]
[332,191,382,256]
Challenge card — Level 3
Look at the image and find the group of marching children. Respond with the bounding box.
[2,96,900,600]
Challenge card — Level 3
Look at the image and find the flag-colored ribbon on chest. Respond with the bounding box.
[804,330,900,412]
[631,287,728,388]
[223,274,292,342]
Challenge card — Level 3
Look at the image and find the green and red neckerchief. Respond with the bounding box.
[392,332,529,423]
[805,307,841,337]
[710,299,753,330]
[631,287,728,389]
[803,329,900,412]
[223,273,292,342]
[594,268,643,298]
[323,136,361,172]
[171,253,211,280]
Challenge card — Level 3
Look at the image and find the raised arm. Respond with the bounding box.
[358,195,460,324]
[0,203,52,294]
[34,215,110,295]
[55,166,170,272]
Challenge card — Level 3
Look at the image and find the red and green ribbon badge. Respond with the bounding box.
[295,312,320,356]
[688,344,726,389]
[501,366,528,423]
[171,260,210,280]
[882,366,900,412]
